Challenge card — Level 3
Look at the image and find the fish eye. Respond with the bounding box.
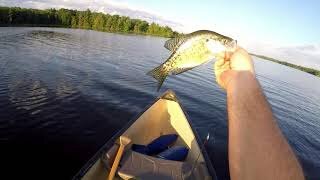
[206,39,209,42]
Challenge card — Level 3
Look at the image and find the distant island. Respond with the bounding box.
[250,53,320,78]
[0,6,179,38]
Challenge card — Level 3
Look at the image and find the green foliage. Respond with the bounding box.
[0,6,180,38]
[71,16,77,28]
[133,20,149,33]
[147,23,174,37]
[250,53,320,78]
[57,8,72,26]
[92,13,105,31]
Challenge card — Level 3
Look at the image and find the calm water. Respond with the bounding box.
[1,27,319,180]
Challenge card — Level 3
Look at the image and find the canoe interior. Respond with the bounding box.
[74,90,217,180]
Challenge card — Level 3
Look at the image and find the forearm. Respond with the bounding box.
[226,71,304,180]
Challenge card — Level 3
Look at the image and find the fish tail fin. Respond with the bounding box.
[147,65,169,91]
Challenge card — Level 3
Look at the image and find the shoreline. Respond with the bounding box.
[250,53,320,78]
[0,25,171,38]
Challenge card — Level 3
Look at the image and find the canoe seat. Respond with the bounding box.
[118,150,193,180]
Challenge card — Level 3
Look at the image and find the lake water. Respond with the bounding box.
[0,27,319,180]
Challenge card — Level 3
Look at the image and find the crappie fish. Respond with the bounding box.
[147,30,237,91]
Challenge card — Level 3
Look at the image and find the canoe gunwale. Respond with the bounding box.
[72,90,218,180]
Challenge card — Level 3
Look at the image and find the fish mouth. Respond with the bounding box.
[231,40,237,47]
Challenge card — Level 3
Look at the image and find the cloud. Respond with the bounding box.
[1,0,319,70]
[245,42,320,70]
[273,44,320,69]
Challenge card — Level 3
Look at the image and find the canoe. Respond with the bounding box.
[73,90,217,180]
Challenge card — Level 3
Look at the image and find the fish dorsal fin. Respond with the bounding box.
[164,36,187,51]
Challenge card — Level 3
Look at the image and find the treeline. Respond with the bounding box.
[0,6,179,37]
[250,53,320,77]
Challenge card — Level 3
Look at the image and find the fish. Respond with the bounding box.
[147,30,237,91]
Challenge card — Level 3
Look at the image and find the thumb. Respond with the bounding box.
[214,59,231,89]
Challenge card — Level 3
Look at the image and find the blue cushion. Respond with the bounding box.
[147,134,178,154]
[131,144,149,155]
[157,146,189,161]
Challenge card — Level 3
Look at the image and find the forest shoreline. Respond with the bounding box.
[0,6,179,38]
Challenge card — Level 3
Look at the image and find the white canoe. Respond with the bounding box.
[73,90,217,180]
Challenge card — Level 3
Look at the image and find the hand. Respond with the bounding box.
[214,47,255,90]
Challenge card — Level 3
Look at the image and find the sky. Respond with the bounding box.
[1,0,320,69]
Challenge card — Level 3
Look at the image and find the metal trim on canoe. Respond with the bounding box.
[72,90,218,180]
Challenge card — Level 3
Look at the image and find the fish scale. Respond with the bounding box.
[172,41,208,68]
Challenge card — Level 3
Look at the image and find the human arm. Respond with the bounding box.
[214,48,304,180]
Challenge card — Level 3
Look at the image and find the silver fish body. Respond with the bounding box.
[147,30,237,90]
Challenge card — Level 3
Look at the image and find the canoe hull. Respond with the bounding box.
[73,90,217,180]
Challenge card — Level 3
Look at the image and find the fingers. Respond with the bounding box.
[228,46,255,74]
[214,58,231,89]
[215,58,225,67]
[214,46,256,90]
[215,53,231,73]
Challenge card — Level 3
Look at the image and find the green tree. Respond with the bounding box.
[57,8,72,26]
[134,20,149,33]
[8,8,13,24]
[78,13,84,28]
[109,15,119,32]
[82,9,91,29]
[104,14,112,31]
[116,16,127,32]
[0,7,9,24]
[92,13,105,31]
[71,15,77,28]
[123,17,133,32]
